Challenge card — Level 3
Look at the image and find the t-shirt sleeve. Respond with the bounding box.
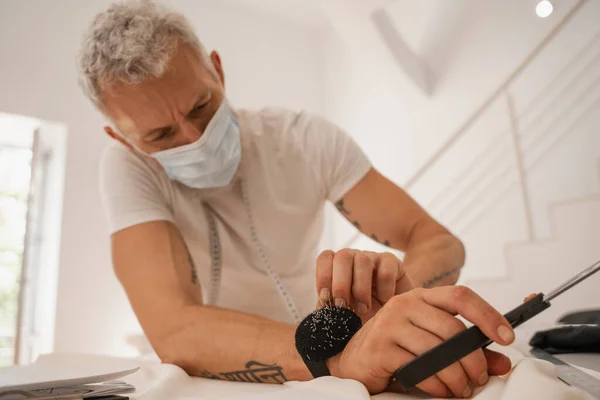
[99,143,175,234]
[297,113,372,203]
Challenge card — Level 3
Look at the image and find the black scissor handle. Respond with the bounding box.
[393,293,550,390]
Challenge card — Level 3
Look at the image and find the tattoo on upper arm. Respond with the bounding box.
[200,361,288,384]
[336,197,392,248]
[370,234,391,247]
[422,265,462,288]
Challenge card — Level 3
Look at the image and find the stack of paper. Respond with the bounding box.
[0,362,139,399]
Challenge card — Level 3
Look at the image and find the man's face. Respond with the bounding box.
[102,45,225,154]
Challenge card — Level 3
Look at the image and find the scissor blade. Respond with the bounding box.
[544,260,600,302]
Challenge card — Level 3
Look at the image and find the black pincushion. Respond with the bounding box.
[295,306,362,362]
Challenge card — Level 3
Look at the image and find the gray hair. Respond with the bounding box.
[78,0,215,108]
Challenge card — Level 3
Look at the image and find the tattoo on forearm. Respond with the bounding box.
[422,265,462,288]
[200,370,221,380]
[201,361,288,384]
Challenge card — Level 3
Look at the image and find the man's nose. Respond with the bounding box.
[178,118,202,145]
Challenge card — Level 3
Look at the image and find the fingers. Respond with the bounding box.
[331,249,356,307]
[368,337,450,398]
[387,379,451,399]
[407,303,489,388]
[374,253,398,303]
[483,349,512,376]
[352,253,374,313]
[414,371,451,398]
[416,286,515,345]
[316,250,334,305]
[395,316,471,397]
[316,250,404,313]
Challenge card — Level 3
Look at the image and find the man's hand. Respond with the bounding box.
[327,286,515,397]
[334,169,466,288]
[316,249,414,321]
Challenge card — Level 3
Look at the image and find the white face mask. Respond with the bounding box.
[151,101,241,189]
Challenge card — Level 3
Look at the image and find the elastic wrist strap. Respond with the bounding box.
[295,306,362,379]
[302,357,331,378]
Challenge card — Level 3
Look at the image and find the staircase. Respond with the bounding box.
[466,163,600,325]
[333,0,600,322]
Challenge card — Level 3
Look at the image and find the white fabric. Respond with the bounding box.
[30,348,600,400]
[99,108,372,323]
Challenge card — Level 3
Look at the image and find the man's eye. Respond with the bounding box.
[190,102,209,116]
[153,130,171,142]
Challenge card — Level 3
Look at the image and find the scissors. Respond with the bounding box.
[393,259,600,390]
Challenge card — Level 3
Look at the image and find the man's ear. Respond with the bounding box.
[104,126,134,151]
[210,51,225,87]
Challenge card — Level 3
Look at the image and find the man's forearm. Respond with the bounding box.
[402,233,465,288]
[153,305,312,383]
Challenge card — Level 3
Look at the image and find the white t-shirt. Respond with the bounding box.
[99,107,372,324]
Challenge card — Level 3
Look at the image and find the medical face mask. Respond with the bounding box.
[150,101,241,189]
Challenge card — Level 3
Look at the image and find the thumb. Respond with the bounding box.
[484,349,512,376]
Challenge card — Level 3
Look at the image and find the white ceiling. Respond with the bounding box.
[386,0,484,55]
[228,0,330,31]
[236,0,486,36]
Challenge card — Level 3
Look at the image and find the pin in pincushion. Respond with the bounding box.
[295,306,362,362]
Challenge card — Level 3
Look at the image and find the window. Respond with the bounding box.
[0,113,67,365]
[0,134,33,367]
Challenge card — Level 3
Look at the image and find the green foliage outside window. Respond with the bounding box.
[0,146,32,366]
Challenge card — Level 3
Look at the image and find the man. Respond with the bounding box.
[79,1,515,397]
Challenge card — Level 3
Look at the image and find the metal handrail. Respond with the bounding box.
[341,0,587,249]
[522,66,600,154]
[402,0,585,191]
[426,134,509,214]
[443,156,514,229]
[428,37,600,224]
[527,92,600,171]
[515,28,600,123]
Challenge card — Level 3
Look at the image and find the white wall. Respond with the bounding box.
[457,0,600,282]
[0,0,325,357]
[321,31,414,252]
[2,0,598,359]
[322,0,600,286]
[322,0,579,174]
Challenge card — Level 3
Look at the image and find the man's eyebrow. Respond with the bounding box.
[141,90,211,139]
[186,90,212,114]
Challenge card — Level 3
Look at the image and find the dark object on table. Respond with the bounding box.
[530,324,600,354]
[558,309,600,325]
